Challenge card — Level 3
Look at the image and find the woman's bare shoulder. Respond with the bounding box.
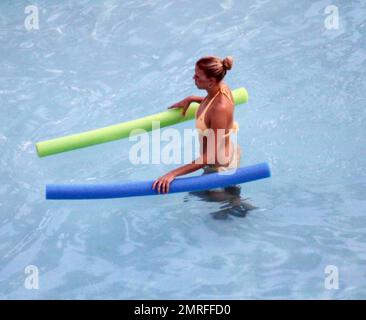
[214,91,234,108]
[209,96,233,119]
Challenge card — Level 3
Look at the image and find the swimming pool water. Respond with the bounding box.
[0,0,365,299]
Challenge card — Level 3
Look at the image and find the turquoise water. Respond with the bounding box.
[1,0,366,299]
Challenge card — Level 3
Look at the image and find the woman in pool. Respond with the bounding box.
[152,55,241,194]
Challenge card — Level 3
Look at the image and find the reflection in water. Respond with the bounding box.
[186,185,257,219]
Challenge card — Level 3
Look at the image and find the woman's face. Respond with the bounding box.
[193,65,215,90]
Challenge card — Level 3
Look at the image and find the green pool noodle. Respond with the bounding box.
[36,87,249,157]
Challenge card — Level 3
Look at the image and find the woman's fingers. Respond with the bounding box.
[165,178,173,193]
[181,106,189,116]
[159,180,166,194]
[161,180,167,194]
[153,177,173,194]
[155,180,162,193]
[152,178,161,191]
[182,104,191,116]
[160,179,169,194]
[168,103,181,109]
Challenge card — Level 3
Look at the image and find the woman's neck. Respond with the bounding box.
[206,82,224,99]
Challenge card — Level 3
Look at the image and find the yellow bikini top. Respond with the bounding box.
[195,86,239,137]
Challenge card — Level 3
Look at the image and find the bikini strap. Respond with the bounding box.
[197,89,222,120]
[219,87,234,104]
[198,86,234,119]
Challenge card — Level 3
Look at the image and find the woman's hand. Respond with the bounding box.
[152,172,176,194]
[168,96,193,117]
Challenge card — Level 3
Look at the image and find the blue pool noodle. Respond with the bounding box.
[46,163,271,200]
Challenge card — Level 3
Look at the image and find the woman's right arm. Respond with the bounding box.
[168,95,205,116]
[189,95,204,103]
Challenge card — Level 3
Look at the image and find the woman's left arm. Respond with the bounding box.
[152,162,205,194]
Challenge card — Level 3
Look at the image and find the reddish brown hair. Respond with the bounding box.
[196,55,234,82]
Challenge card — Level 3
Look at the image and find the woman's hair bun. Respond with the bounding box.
[222,56,233,71]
